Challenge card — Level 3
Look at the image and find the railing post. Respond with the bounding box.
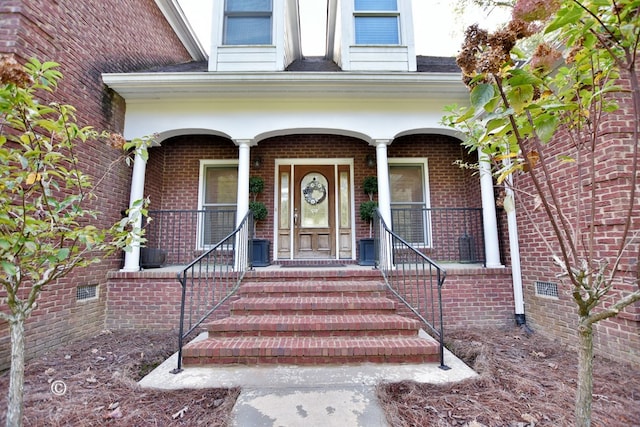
[171,272,188,374]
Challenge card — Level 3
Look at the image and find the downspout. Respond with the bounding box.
[505,173,527,327]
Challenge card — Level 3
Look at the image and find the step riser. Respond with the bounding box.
[183,354,439,365]
[210,330,419,338]
[231,309,395,316]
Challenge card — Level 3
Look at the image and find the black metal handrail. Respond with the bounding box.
[390,207,485,265]
[375,210,449,370]
[171,211,252,374]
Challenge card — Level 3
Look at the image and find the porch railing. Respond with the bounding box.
[390,207,485,265]
[146,209,236,266]
[375,210,449,370]
[171,211,252,374]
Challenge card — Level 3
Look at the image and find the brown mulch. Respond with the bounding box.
[378,326,640,427]
[1,327,639,426]
[0,330,239,426]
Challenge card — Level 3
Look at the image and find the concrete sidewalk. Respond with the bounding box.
[139,332,477,426]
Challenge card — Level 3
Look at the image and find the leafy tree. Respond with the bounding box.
[443,1,640,425]
[0,56,150,427]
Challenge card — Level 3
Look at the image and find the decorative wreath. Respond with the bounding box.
[303,178,327,206]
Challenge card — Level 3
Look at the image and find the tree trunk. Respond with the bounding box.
[6,316,25,427]
[575,322,594,427]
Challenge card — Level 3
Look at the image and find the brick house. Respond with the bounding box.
[2,0,637,369]
[0,0,204,369]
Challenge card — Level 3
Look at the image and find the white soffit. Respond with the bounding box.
[102,72,468,101]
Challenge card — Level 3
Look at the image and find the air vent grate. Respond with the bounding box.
[535,281,559,299]
[76,284,98,301]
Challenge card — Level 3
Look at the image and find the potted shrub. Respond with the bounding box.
[359,176,378,265]
[248,176,270,266]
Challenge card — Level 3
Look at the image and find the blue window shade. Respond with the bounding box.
[225,17,272,44]
[355,16,399,44]
[226,0,271,12]
[355,0,397,11]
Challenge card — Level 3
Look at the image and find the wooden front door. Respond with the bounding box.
[293,165,335,259]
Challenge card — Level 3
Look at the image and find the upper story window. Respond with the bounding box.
[224,0,272,45]
[354,0,399,45]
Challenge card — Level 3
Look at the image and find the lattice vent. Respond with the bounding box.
[535,281,559,299]
[76,284,98,301]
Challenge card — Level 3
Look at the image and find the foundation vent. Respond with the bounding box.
[76,284,98,301]
[535,280,559,299]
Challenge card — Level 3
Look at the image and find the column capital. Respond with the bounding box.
[369,139,392,147]
[233,139,257,147]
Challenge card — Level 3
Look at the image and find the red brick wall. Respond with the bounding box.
[0,0,192,369]
[515,72,640,366]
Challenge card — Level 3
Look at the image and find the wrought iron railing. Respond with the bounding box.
[145,209,236,266]
[390,207,485,265]
[375,210,449,370]
[171,211,252,374]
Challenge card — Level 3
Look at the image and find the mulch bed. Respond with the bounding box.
[1,326,639,426]
[0,330,239,426]
[378,326,640,426]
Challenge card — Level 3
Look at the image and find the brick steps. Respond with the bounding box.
[182,336,440,365]
[206,314,421,337]
[182,277,439,366]
[230,296,396,315]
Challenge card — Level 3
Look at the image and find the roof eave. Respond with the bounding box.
[154,0,208,61]
[102,71,469,101]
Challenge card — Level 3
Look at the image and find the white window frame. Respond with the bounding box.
[223,0,273,45]
[197,160,239,249]
[353,0,400,45]
[388,158,432,247]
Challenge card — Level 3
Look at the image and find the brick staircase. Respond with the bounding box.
[181,269,440,366]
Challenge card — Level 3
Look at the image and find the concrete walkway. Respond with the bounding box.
[140,332,477,426]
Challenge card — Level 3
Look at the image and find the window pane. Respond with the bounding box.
[390,165,427,245]
[226,0,271,12]
[355,16,399,44]
[355,0,397,11]
[390,166,424,203]
[225,17,272,44]
[204,167,237,204]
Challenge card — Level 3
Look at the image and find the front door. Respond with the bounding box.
[293,165,335,258]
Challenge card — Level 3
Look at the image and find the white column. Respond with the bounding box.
[235,140,252,226]
[479,150,503,268]
[121,151,147,272]
[374,140,393,269]
[374,140,392,226]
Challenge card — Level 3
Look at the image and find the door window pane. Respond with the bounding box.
[301,173,329,228]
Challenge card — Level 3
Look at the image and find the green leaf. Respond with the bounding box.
[534,114,559,143]
[470,84,496,111]
[56,248,70,261]
[546,5,584,34]
[1,260,17,277]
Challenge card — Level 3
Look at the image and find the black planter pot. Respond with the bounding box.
[251,239,270,267]
[140,247,167,269]
[358,238,375,266]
